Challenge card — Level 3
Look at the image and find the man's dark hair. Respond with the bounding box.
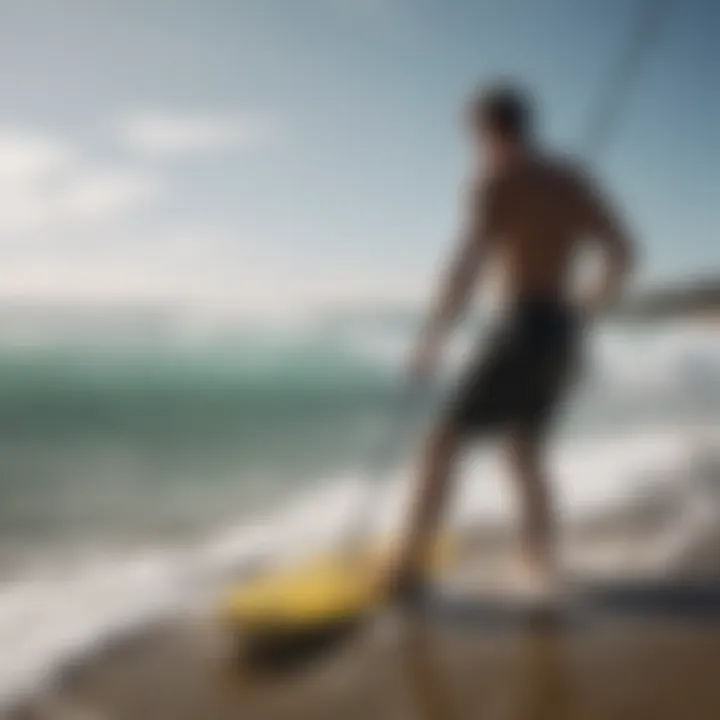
[470,84,533,142]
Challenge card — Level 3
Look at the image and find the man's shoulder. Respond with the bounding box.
[538,151,591,185]
[465,172,501,207]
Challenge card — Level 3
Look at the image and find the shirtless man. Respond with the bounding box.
[387,84,635,596]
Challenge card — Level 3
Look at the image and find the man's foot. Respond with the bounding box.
[508,559,561,605]
[374,560,430,605]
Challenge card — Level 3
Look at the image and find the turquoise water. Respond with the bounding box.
[1,319,720,562]
[0,341,412,557]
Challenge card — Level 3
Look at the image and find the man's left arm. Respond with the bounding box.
[410,179,500,380]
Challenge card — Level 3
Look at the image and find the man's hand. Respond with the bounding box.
[578,249,633,322]
[577,282,610,323]
[408,332,443,384]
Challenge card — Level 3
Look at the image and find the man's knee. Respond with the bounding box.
[507,425,544,477]
[428,422,463,464]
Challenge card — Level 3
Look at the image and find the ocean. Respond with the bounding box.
[1,313,720,708]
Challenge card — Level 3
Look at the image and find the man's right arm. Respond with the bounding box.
[578,170,636,316]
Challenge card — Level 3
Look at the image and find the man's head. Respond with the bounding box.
[467,84,534,166]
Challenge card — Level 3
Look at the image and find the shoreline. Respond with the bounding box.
[9,589,720,719]
[7,499,720,720]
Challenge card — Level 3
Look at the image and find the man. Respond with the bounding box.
[386,84,635,597]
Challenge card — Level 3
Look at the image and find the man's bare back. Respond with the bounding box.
[481,153,630,304]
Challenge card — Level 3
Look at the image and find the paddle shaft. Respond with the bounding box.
[340,382,429,556]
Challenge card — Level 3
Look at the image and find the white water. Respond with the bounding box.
[3,425,720,711]
[3,320,720,710]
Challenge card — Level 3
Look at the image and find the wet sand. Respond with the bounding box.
[10,602,720,720]
[9,508,720,720]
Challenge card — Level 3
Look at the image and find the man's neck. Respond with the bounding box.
[485,141,532,177]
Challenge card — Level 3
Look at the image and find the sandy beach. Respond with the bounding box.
[9,510,720,720]
[9,595,720,720]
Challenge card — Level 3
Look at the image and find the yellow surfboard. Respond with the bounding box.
[219,536,455,635]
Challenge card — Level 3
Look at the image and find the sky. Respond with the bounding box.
[0,0,717,317]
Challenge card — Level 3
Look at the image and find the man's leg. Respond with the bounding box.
[507,425,557,585]
[391,423,463,591]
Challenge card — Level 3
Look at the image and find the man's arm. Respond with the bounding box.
[410,180,499,379]
[579,172,636,315]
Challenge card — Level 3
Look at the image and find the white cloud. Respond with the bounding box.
[0,224,429,318]
[0,121,423,317]
[116,110,282,156]
[61,168,159,222]
[0,130,73,183]
[0,126,160,235]
[0,166,160,235]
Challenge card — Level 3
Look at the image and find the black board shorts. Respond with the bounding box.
[444,299,580,440]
